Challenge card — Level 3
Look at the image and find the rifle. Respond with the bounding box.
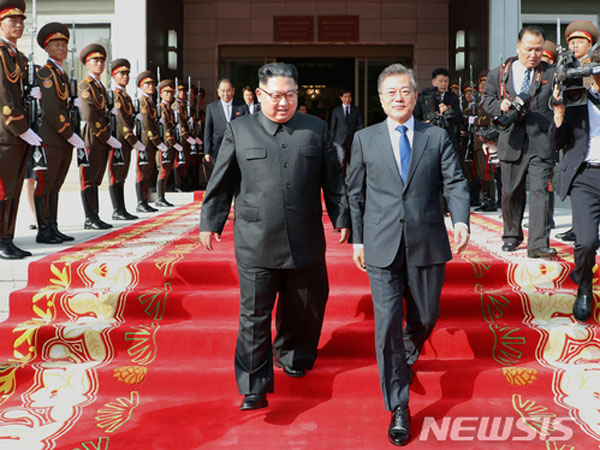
[173,77,185,165]
[68,21,89,167]
[27,0,47,171]
[106,61,124,165]
[463,65,478,163]
[187,76,197,155]
[156,67,169,164]
[133,61,148,165]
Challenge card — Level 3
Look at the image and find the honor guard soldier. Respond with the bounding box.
[0,0,43,259]
[566,20,599,65]
[35,22,84,244]
[135,70,163,213]
[109,58,145,220]
[155,79,181,207]
[542,40,557,64]
[172,80,195,192]
[78,43,122,229]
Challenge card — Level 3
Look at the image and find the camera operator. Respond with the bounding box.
[414,68,462,153]
[549,47,600,322]
[483,25,556,259]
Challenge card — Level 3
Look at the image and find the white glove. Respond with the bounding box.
[468,116,477,126]
[136,113,142,121]
[186,136,196,145]
[106,136,122,149]
[111,106,118,116]
[195,137,203,145]
[74,97,82,108]
[174,143,183,152]
[19,128,42,146]
[157,142,168,152]
[67,133,85,148]
[133,140,146,151]
[31,86,42,100]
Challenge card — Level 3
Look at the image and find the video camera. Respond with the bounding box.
[420,87,457,129]
[555,52,600,106]
[493,92,531,129]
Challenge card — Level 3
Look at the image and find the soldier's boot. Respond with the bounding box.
[110,184,129,220]
[154,179,174,207]
[82,188,107,230]
[117,183,137,220]
[0,199,22,259]
[34,195,61,244]
[136,181,156,213]
[5,198,31,257]
[93,186,112,229]
[49,192,74,241]
[173,167,184,192]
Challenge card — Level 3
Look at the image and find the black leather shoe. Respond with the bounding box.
[573,286,593,322]
[557,228,576,242]
[0,239,23,259]
[388,406,410,446]
[36,228,62,244]
[112,210,130,220]
[123,211,138,220]
[50,226,74,242]
[274,358,305,378]
[502,242,518,252]
[136,202,157,213]
[527,247,557,259]
[154,197,174,207]
[240,393,268,411]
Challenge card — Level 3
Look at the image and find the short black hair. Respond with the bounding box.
[242,85,253,93]
[518,25,545,42]
[340,88,352,96]
[431,68,450,79]
[258,62,298,85]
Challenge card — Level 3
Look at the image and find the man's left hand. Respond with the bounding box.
[453,222,469,254]
[336,228,350,244]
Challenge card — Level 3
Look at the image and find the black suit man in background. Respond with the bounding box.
[242,85,260,114]
[347,63,470,446]
[199,62,350,411]
[483,25,557,259]
[329,88,363,169]
[549,47,600,322]
[203,78,246,164]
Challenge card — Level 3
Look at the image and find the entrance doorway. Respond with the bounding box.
[219,45,412,126]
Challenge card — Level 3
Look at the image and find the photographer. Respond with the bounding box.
[549,47,600,322]
[414,68,462,153]
[483,25,556,259]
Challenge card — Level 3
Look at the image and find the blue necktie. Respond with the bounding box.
[396,125,411,183]
[520,69,531,93]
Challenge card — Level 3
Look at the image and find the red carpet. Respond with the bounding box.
[0,201,598,449]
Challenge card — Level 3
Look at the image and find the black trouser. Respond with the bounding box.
[366,241,445,411]
[570,166,600,290]
[235,261,329,395]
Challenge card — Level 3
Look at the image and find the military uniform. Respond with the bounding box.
[542,40,557,64]
[566,20,599,88]
[172,83,191,191]
[156,79,176,207]
[135,70,159,213]
[0,1,34,259]
[109,58,138,220]
[35,22,76,244]
[78,43,113,229]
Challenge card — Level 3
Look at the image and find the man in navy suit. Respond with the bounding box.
[330,89,363,169]
[346,63,470,446]
[549,47,600,322]
[203,79,246,164]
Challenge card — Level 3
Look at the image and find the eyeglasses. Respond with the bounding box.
[258,87,298,102]
[382,88,414,99]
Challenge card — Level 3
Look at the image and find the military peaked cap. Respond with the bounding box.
[79,43,106,64]
[0,0,25,20]
[542,40,557,62]
[111,58,130,76]
[37,22,69,49]
[137,70,156,87]
[158,79,175,93]
[565,20,599,45]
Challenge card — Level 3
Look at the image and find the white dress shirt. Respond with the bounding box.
[585,86,600,163]
[221,99,232,122]
[511,59,532,93]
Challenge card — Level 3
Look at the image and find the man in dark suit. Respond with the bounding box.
[483,25,556,259]
[346,63,470,446]
[329,89,363,169]
[549,47,600,322]
[242,85,261,114]
[199,62,350,411]
[203,78,246,164]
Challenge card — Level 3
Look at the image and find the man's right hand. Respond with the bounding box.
[200,231,221,251]
[500,98,512,113]
[552,84,565,127]
[352,247,367,272]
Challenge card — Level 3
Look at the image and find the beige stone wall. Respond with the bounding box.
[182,0,450,101]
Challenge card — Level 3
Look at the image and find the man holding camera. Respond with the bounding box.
[549,47,600,322]
[483,26,556,259]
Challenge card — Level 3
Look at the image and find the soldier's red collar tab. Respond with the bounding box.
[43,32,68,47]
[567,30,593,43]
[85,52,105,64]
[0,7,24,20]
